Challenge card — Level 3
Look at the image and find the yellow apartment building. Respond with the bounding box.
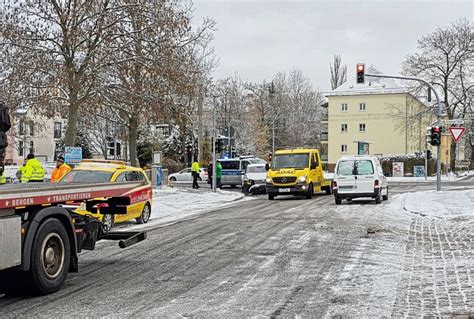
[322,78,447,172]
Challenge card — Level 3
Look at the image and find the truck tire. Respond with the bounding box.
[0,270,30,296]
[305,183,313,199]
[136,203,151,224]
[325,186,332,195]
[30,218,71,295]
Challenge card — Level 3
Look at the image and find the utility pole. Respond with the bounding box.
[212,97,217,193]
[197,83,203,163]
[365,72,443,191]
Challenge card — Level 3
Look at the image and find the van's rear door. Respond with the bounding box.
[354,160,375,193]
[335,160,357,193]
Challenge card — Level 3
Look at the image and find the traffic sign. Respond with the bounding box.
[448,127,465,143]
[64,146,82,164]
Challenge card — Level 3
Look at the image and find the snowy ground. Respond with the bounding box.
[117,186,249,231]
[388,170,474,182]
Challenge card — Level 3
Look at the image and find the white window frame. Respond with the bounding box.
[359,123,366,132]
[359,103,366,111]
[341,145,348,153]
[341,103,348,112]
[341,124,348,133]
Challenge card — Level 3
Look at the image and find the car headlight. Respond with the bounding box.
[298,175,307,183]
[266,177,272,183]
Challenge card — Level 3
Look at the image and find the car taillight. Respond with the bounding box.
[374,180,379,188]
[332,181,337,189]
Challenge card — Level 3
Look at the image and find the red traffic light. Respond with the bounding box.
[356,63,365,84]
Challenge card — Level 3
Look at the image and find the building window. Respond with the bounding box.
[29,122,34,136]
[19,141,24,157]
[29,141,34,154]
[341,103,348,111]
[19,120,25,135]
[359,103,366,111]
[54,122,62,139]
[341,124,348,132]
[341,145,347,153]
[359,123,366,132]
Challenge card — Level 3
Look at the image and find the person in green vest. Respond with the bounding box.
[21,153,45,183]
[0,166,6,185]
[216,161,222,189]
[191,160,200,189]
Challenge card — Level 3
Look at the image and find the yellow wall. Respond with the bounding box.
[327,93,435,168]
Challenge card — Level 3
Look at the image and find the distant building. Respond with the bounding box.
[5,109,66,165]
[323,76,451,172]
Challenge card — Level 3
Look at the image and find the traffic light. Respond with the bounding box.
[426,149,432,160]
[430,126,441,146]
[425,126,431,145]
[356,63,365,84]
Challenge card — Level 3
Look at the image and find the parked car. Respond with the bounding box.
[333,155,388,205]
[168,167,207,182]
[60,159,152,233]
[242,163,267,194]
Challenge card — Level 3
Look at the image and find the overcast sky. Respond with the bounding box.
[193,0,472,92]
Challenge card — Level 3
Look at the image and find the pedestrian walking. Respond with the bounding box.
[51,155,71,182]
[216,161,223,189]
[21,153,45,183]
[191,160,200,189]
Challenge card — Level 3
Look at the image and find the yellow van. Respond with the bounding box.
[265,148,332,200]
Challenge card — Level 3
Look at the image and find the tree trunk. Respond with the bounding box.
[129,118,139,167]
[64,102,78,147]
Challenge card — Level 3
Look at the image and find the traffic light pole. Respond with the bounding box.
[212,97,217,193]
[366,73,442,191]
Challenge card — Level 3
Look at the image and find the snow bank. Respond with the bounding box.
[404,189,474,217]
[120,187,247,231]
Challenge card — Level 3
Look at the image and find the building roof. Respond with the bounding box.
[325,66,410,97]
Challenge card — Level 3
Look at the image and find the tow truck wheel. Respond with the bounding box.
[136,203,151,224]
[101,214,114,234]
[305,183,313,199]
[30,218,70,295]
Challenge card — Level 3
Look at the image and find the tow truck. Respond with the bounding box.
[0,181,147,295]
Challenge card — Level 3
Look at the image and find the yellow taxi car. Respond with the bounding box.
[59,159,153,233]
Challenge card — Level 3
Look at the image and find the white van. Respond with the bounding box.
[219,157,266,187]
[332,156,388,205]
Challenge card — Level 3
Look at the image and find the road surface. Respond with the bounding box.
[1,181,473,317]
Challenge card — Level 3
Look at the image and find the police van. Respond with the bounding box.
[219,156,266,187]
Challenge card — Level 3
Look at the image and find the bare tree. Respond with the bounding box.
[330,54,347,90]
[1,1,126,146]
[403,18,473,171]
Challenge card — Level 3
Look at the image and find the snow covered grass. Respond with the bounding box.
[118,186,248,231]
[404,189,474,217]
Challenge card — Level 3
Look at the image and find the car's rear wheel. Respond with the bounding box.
[335,197,342,205]
[375,191,382,204]
[383,187,389,201]
[101,214,114,234]
[136,203,151,224]
[169,177,177,182]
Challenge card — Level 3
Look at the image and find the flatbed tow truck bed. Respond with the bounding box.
[0,182,148,295]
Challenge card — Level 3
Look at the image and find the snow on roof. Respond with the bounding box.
[325,66,410,97]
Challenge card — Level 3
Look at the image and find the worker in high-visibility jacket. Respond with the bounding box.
[191,160,200,189]
[51,155,71,182]
[0,166,6,184]
[21,153,45,183]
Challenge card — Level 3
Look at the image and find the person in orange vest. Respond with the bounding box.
[51,155,71,182]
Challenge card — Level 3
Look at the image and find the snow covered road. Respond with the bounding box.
[1,185,472,317]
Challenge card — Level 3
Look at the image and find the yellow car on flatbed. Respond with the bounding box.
[60,159,153,232]
[266,148,332,200]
